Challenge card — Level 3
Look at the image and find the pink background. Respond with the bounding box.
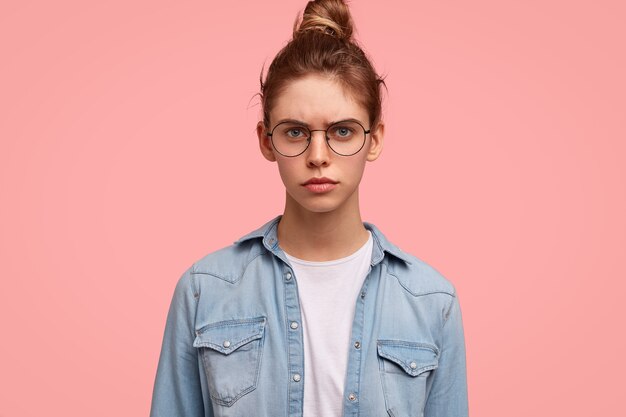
[1,0,625,415]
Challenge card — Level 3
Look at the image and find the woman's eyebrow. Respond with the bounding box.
[275,117,365,126]
[331,117,365,125]
[275,118,310,126]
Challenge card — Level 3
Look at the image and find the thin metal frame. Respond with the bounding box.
[267,120,371,157]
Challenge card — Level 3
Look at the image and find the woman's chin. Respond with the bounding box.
[284,186,359,216]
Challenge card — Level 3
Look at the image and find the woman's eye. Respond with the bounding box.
[286,128,305,138]
[333,126,354,138]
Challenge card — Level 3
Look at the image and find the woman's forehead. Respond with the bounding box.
[270,75,368,125]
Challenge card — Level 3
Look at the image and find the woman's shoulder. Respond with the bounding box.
[366,222,458,298]
[186,238,266,285]
[178,217,280,284]
[389,251,458,298]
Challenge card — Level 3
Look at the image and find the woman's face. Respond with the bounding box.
[257,73,384,215]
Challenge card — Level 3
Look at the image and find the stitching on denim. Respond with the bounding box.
[378,352,393,415]
[189,268,200,299]
[181,269,200,340]
[387,270,456,298]
[262,232,275,250]
[293,273,306,417]
[199,347,213,398]
[370,231,385,266]
[195,316,266,334]
[365,222,412,265]
[191,250,266,283]
[283,264,292,417]
[211,383,256,407]
[196,318,266,406]
[197,348,247,406]
[196,333,263,353]
[240,250,268,281]
[377,340,440,354]
[262,218,282,250]
[442,289,457,326]
[377,340,440,375]
[378,351,438,376]
[253,325,265,403]
[209,332,265,406]
[349,271,369,416]
[203,337,263,407]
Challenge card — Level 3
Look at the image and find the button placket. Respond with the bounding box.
[283,266,305,417]
[342,268,373,414]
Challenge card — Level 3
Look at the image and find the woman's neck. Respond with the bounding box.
[277,192,370,262]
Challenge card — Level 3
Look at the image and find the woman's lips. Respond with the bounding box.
[303,182,337,193]
[302,177,338,193]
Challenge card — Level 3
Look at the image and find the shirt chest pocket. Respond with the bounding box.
[193,317,266,407]
[376,340,440,417]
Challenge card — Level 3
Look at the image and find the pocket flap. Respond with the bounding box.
[193,317,266,355]
[377,340,439,376]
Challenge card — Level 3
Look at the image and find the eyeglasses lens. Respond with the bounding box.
[270,121,366,156]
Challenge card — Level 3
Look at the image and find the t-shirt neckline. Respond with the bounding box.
[283,230,372,267]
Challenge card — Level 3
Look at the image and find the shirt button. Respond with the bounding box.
[354,341,361,349]
[348,393,357,402]
[290,321,299,330]
[223,340,231,348]
[410,361,417,369]
[285,272,292,280]
[360,291,366,299]
[292,373,301,382]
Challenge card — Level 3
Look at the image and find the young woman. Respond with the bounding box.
[150,1,468,416]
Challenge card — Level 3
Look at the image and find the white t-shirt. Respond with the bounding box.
[283,231,373,417]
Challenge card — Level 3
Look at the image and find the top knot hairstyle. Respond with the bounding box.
[259,0,386,131]
[295,0,353,41]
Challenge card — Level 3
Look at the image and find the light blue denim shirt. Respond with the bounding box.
[150,215,468,417]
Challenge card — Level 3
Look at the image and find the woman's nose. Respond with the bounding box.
[305,130,331,167]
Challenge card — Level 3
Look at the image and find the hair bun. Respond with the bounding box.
[293,0,354,41]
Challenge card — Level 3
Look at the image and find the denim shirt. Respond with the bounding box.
[150,215,468,417]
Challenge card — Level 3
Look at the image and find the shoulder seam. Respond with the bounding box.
[189,267,200,299]
[442,288,458,326]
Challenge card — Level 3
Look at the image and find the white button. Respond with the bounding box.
[285,272,292,280]
[290,321,299,329]
[293,373,301,382]
[410,361,417,369]
[348,393,357,401]
[223,340,231,348]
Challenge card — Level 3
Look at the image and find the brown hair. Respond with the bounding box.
[258,0,387,130]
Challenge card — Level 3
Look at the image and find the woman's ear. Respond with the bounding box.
[257,121,277,162]
[366,121,384,162]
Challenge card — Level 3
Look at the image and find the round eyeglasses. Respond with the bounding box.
[267,120,371,157]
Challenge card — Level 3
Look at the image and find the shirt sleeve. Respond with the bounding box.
[424,291,469,417]
[150,267,207,417]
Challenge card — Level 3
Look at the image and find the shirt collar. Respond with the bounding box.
[234,215,412,266]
